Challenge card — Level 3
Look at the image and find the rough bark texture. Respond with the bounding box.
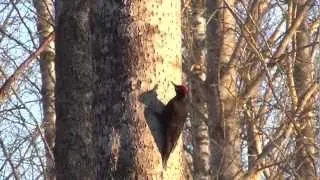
[293,0,317,178]
[55,0,185,179]
[190,0,210,179]
[55,0,95,179]
[207,0,241,179]
[33,0,55,179]
[91,1,185,179]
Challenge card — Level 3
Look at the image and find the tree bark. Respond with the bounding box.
[207,0,240,179]
[293,0,317,178]
[55,0,95,179]
[33,0,55,179]
[91,1,185,179]
[55,0,186,179]
[190,0,210,179]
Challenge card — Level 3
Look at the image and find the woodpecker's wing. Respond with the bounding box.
[161,97,187,168]
[162,98,175,129]
[161,98,175,167]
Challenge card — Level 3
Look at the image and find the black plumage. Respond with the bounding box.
[161,83,188,168]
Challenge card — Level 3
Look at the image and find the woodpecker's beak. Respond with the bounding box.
[171,81,178,91]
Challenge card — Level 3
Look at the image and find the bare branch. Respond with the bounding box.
[0,33,53,103]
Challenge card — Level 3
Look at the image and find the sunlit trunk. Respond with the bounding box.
[55,0,186,179]
[190,0,210,179]
[293,0,317,178]
[33,0,55,179]
[207,0,240,179]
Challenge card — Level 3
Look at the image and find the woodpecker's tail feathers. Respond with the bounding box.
[162,157,168,169]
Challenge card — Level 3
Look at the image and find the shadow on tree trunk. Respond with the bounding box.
[139,85,166,156]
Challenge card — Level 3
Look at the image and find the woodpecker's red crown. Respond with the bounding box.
[172,82,188,96]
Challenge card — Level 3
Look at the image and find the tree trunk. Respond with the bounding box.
[243,2,269,179]
[55,0,95,179]
[207,0,240,179]
[293,0,317,178]
[33,0,55,179]
[190,0,210,179]
[55,0,186,179]
[92,1,185,179]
